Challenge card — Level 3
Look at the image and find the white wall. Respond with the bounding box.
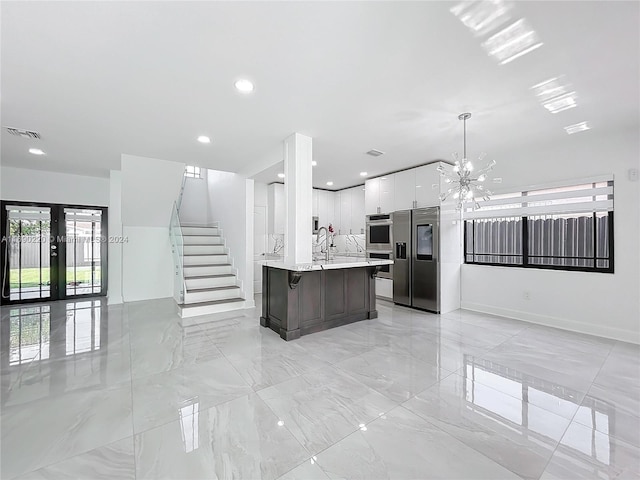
[0,166,126,302]
[108,170,123,304]
[122,226,174,302]
[254,182,269,294]
[1,166,109,206]
[207,170,254,307]
[180,174,210,225]
[121,154,184,302]
[121,154,184,228]
[255,182,268,209]
[461,128,640,343]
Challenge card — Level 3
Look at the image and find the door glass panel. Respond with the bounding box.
[5,206,52,301]
[416,224,433,260]
[65,209,102,296]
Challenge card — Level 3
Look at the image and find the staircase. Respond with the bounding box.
[177,224,249,318]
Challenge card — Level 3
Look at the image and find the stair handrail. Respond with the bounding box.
[176,173,187,213]
[170,201,186,304]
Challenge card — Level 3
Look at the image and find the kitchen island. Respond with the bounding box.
[260,258,393,340]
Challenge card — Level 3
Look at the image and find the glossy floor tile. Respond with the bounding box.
[134,393,309,480]
[312,405,520,479]
[1,296,639,479]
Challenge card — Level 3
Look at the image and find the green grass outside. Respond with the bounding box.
[10,267,101,288]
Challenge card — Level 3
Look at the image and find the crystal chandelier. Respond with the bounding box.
[438,113,496,210]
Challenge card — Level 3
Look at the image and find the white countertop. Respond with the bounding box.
[262,257,393,272]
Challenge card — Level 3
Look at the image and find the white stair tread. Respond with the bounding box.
[180,297,245,307]
[184,274,235,280]
[186,285,239,293]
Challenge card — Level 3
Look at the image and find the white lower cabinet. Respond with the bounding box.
[376,278,393,299]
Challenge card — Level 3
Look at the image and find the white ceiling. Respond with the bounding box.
[1,1,638,190]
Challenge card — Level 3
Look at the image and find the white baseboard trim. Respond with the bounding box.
[461,301,640,345]
[107,295,123,305]
[243,299,256,309]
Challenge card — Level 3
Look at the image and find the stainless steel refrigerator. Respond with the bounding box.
[392,207,440,313]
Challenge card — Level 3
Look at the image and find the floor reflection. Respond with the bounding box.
[178,397,200,454]
[463,356,617,470]
[1,299,111,407]
[8,304,51,365]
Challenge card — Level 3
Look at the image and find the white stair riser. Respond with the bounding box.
[182,227,220,236]
[183,265,234,276]
[183,288,241,304]
[183,245,227,255]
[183,236,223,245]
[185,276,237,289]
[183,255,228,266]
[180,301,248,319]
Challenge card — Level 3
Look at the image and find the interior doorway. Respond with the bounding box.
[1,201,108,305]
[253,205,267,294]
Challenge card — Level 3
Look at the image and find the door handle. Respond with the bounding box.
[51,245,57,250]
[51,253,58,257]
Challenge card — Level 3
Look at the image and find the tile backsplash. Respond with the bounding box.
[263,233,366,258]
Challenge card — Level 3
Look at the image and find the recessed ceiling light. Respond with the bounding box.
[277,173,285,179]
[366,149,385,157]
[311,161,317,166]
[564,121,590,135]
[326,181,334,186]
[29,148,45,155]
[235,79,254,93]
[360,172,368,177]
[197,136,211,144]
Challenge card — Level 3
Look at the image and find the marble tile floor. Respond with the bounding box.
[1,297,639,479]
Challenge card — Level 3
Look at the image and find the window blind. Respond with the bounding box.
[464,175,614,220]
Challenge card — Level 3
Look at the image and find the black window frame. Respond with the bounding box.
[464,211,614,274]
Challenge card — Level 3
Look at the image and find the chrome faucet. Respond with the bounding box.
[316,226,330,261]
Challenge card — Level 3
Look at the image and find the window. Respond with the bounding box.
[464,178,614,273]
[184,166,201,179]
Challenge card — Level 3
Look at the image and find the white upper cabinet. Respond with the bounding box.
[379,175,395,214]
[331,191,340,231]
[267,183,285,235]
[317,189,329,229]
[312,189,319,217]
[415,163,441,208]
[364,178,380,215]
[350,186,366,234]
[339,189,352,234]
[365,176,395,215]
[393,169,416,211]
[365,162,445,215]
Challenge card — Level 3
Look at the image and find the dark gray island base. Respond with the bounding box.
[260,264,382,341]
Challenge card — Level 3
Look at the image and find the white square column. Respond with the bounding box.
[284,133,313,264]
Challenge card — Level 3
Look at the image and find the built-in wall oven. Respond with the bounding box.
[366,214,393,251]
[367,251,393,279]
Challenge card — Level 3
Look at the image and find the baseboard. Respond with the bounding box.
[107,295,123,305]
[243,299,256,309]
[461,301,640,345]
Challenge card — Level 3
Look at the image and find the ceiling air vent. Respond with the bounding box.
[366,149,385,157]
[5,127,41,139]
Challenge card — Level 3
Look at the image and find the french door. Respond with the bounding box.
[1,201,108,305]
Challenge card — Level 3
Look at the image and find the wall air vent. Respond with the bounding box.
[366,149,385,157]
[4,127,41,139]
